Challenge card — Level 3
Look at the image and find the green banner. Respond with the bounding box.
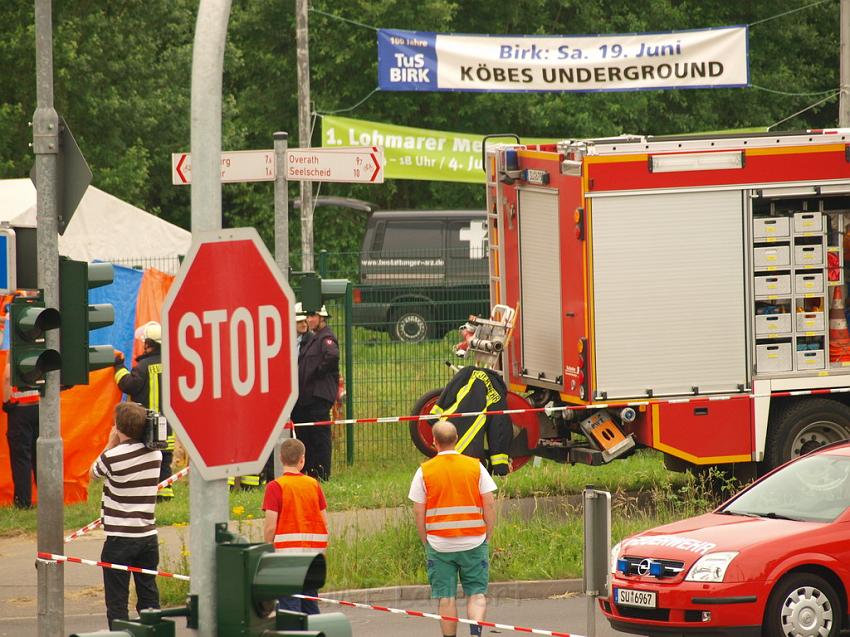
[321,115,554,183]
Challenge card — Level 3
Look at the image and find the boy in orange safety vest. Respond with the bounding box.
[409,420,497,637]
[262,438,328,615]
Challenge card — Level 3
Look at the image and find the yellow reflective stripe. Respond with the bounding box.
[114,368,130,383]
[456,413,487,453]
[148,366,160,412]
[166,434,175,452]
[241,475,260,486]
[430,403,444,415]
[490,453,509,466]
[438,374,478,417]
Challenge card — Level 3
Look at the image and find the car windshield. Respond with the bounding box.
[721,452,850,523]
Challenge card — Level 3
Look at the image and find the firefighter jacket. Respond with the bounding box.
[422,453,486,538]
[431,366,512,475]
[272,473,328,555]
[114,351,173,451]
[297,326,339,406]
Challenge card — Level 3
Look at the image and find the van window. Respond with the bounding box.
[380,221,443,255]
[448,219,488,260]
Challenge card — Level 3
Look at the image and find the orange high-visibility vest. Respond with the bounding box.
[273,473,328,555]
[422,453,485,538]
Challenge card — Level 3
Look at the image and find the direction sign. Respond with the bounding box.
[171,149,275,185]
[162,228,298,480]
[285,146,384,183]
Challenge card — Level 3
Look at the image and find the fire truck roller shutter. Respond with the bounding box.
[518,188,563,384]
[591,190,748,399]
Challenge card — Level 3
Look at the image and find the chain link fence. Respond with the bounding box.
[316,248,490,470]
[106,250,489,471]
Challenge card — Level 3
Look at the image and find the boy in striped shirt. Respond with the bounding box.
[90,402,162,629]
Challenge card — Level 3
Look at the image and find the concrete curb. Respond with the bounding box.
[323,579,583,604]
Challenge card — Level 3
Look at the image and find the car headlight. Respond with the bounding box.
[610,542,622,574]
[685,552,738,582]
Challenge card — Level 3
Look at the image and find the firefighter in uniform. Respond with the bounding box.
[3,364,40,508]
[296,305,339,481]
[113,321,174,499]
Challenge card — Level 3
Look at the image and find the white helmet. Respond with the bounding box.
[317,305,330,318]
[295,302,307,322]
[134,321,162,344]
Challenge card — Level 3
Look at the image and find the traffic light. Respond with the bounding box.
[216,523,351,637]
[59,257,115,386]
[9,294,61,389]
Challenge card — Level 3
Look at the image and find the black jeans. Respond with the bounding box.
[5,403,38,508]
[298,399,333,481]
[101,535,160,629]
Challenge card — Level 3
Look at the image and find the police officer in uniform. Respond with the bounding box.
[296,305,339,481]
[113,321,174,499]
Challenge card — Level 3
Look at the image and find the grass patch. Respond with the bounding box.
[0,450,690,537]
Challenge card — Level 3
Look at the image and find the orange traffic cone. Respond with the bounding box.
[829,286,850,362]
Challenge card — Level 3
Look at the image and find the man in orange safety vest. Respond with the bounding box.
[262,438,328,615]
[409,420,497,637]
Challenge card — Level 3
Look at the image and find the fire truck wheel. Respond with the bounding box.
[765,398,850,472]
[409,388,443,458]
[764,573,840,637]
[390,307,431,343]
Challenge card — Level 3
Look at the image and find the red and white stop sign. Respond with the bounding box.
[162,229,297,480]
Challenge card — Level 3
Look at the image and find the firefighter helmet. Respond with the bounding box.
[134,321,162,344]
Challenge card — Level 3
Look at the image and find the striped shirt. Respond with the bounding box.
[92,442,162,538]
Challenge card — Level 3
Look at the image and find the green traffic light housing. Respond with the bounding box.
[9,295,61,388]
[215,522,350,637]
[59,258,115,386]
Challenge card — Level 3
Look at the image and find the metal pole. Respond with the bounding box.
[273,131,291,478]
[344,283,354,465]
[841,0,850,126]
[295,0,314,271]
[189,2,231,635]
[274,131,290,273]
[33,2,63,636]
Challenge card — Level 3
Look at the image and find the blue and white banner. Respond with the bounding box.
[377,26,748,93]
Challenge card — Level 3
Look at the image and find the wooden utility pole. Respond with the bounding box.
[296,0,314,271]
[841,0,850,125]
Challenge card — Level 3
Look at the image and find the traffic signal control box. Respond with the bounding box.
[58,257,115,386]
[9,294,61,389]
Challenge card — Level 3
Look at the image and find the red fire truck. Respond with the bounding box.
[474,130,850,476]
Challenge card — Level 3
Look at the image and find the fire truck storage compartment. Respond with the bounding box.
[751,193,850,376]
[591,190,748,399]
[518,187,563,384]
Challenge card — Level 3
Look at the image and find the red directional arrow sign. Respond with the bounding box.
[162,228,297,480]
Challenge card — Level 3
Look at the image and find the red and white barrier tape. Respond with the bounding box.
[286,386,850,429]
[294,594,581,637]
[36,552,190,581]
[65,467,190,543]
[36,553,583,636]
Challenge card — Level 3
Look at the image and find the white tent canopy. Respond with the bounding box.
[0,178,191,267]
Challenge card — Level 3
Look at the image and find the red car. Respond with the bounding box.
[602,441,850,637]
